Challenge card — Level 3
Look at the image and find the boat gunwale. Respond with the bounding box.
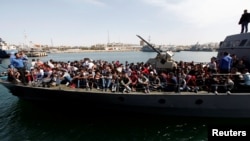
[1,78,250,96]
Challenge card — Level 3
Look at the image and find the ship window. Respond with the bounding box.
[239,39,248,46]
[222,42,227,48]
[246,41,250,46]
[219,41,223,47]
[219,41,227,48]
[233,40,240,47]
[226,41,232,47]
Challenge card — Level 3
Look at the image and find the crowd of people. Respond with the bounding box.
[5,50,250,94]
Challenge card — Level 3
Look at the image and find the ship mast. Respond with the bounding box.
[23,31,28,49]
[51,38,54,47]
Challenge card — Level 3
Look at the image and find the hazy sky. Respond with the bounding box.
[1,0,250,46]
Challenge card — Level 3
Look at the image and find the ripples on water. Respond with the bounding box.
[0,51,235,141]
[0,99,208,141]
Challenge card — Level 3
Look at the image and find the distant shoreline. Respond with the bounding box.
[49,49,141,53]
[48,49,216,54]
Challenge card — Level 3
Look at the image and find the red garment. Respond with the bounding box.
[26,74,32,82]
[141,68,149,75]
[186,75,197,86]
[130,74,138,85]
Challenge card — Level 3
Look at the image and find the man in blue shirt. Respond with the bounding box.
[12,53,28,85]
[219,52,232,73]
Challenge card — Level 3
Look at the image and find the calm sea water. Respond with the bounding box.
[1,51,248,141]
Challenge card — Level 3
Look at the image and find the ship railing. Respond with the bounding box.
[209,73,248,94]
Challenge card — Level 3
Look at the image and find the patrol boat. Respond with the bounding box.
[1,33,250,118]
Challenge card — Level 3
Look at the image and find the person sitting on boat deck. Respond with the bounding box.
[141,65,150,76]
[42,63,53,78]
[239,9,250,33]
[30,67,37,82]
[30,66,46,86]
[47,59,55,69]
[123,65,132,76]
[149,72,162,91]
[11,53,28,85]
[194,64,205,91]
[211,72,235,94]
[229,67,243,90]
[120,72,132,93]
[111,71,120,92]
[186,65,199,92]
[48,69,58,87]
[137,72,150,93]
[148,71,154,83]
[235,59,246,73]
[224,76,234,95]
[82,59,89,68]
[130,71,138,92]
[179,71,187,91]
[94,70,102,89]
[24,70,31,83]
[159,72,168,90]
[101,67,112,92]
[73,68,89,88]
[164,72,178,92]
[36,66,45,80]
[206,57,217,74]
[230,54,239,68]
[241,69,250,86]
[87,68,95,90]
[7,66,20,83]
[35,59,44,67]
[210,74,220,94]
[70,62,79,74]
[60,69,72,86]
[30,59,36,69]
[87,59,95,70]
[219,51,232,74]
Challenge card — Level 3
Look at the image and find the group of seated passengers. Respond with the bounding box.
[61,67,180,93]
[6,58,181,93]
[6,54,250,93]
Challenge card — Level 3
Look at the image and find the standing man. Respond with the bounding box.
[239,9,250,33]
[219,52,232,74]
[19,51,29,69]
[11,53,28,85]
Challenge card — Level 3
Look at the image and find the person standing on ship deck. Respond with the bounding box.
[219,52,232,74]
[11,53,28,85]
[239,9,250,33]
[19,51,28,69]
